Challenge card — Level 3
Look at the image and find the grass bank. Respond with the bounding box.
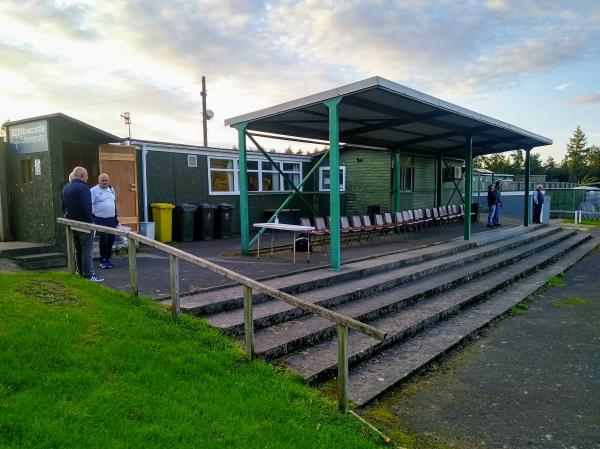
[0,272,385,449]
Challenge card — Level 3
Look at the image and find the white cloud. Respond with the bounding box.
[555,83,572,91]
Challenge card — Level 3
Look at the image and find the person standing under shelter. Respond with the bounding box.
[487,184,497,228]
[533,184,544,224]
[62,166,104,282]
[91,173,119,269]
[493,180,503,226]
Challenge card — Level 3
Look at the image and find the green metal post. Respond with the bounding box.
[394,151,401,212]
[524,148,531,226]
[437,153,443,207]
[464,136,473,240]
[235,123,250,254]
[325,98,342,271]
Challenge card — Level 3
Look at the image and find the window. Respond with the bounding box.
[210,158,236,193]
[208,157,303,195]
[400,167,415,191]
[319,166,346,192]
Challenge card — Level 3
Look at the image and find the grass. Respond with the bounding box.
[562,218,600,227]
[553,296,589,308]
[0,271,386,449]
[508,303,529,316]
[547,275,565,288]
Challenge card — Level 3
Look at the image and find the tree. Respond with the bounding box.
[530,152,545,174]
[510,150,524,174]
[284,146,294,154]
[586,145,600,180]
[479,153,512,173]
[565,126,588,182]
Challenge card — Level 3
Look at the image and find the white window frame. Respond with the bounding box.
[207,156,303,195]
[318,166,346,192]
[187,154,198,168]
[400,167,415,192]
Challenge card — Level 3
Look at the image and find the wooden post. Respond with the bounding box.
[65,226,75,274]
[128,237,138,296]
[337,324,349,413]
[243,285,254,359]
[170,254,180,319]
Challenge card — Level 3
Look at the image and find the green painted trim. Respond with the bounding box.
[249,135,317,216]
[247,149,331,249]
[325,97,342,271]
[524,148,531,226]
[464,137,473,240]
[394,151,401,211]
[234,123,249,254]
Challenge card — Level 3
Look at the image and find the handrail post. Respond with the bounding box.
[170,255,180,320]
[243,285,254,359]
[65,225,75,274]
[337,324,349,413]
[128,236,138,296]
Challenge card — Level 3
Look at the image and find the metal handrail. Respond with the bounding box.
[57,217,387,412]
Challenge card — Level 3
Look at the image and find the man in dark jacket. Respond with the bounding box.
[62,166,103,282]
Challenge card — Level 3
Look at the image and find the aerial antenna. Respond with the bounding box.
[120,112,131,142]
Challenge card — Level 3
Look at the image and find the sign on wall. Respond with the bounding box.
[8,120,49,154]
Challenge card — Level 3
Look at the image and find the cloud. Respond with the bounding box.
[555,83,572,91]
[569,93,600,106]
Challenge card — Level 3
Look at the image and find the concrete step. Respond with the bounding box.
[10,252,67,270]
[173,225,548,315]
[283,232,592,384]
[0,242,57,258]
[249,229,577,360]
[347,236,600,407]
[206,227,570,337]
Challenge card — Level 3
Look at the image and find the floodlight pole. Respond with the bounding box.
[464,135,473,240]
[523,147,531,226]
[325,98,342,271]
[235,122,250,254]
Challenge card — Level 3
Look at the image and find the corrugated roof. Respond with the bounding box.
[225,76,552,158]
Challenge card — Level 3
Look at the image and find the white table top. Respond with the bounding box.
[253,222,315,232]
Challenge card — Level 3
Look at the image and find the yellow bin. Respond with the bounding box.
[150,203,175,242]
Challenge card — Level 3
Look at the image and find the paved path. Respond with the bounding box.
[92,219,521,298]
[362,228,600,449]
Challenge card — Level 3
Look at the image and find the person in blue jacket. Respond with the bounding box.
[533,184,544,224]
[62,166,103,282]
[487,184,498,228]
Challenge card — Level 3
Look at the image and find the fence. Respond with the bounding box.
[57,217,387,413]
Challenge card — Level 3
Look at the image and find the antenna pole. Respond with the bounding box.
[201,76,208,147]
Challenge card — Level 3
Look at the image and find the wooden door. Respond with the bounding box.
[99,144,139,232]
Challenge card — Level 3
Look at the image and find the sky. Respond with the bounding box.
[1,0,599,161]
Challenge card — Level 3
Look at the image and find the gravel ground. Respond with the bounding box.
[363,234,600,449]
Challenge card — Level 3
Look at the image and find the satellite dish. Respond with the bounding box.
[205,110,214,120]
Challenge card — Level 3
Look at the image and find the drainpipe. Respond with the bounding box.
[142,144,149,222]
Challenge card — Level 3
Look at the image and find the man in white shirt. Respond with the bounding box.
[91,173,118,269]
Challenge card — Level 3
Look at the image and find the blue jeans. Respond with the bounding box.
[74,230,94,278]
[487,204,497,226]
[493,204,501,225]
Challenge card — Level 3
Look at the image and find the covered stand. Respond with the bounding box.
[226,76,552,270]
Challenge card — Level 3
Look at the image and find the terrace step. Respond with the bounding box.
[206,227,568,337]
[173,225,547,315]
[10,252,67,270]
[283,232,592,385]
[248,229,576,360]
[347,237,599,406]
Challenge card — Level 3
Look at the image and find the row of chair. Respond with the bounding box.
[299,204,467,248]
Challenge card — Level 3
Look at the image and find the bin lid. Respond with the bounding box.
[218,203,234,209]
[150,203,175,209]
[176,203,198,212]
[198,203,217,209]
